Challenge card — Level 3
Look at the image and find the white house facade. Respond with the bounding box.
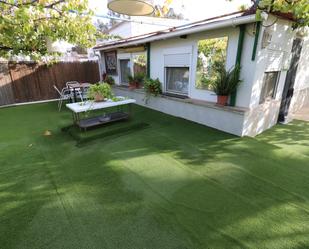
[94,11,309,137]
[108,16,189,38]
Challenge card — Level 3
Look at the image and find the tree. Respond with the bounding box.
[254,0,309,28]
[154,0,184,19]
[0,0,98,60]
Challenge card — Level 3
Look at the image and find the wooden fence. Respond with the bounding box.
[0,61,100,106]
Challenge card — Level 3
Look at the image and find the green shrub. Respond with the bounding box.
[211,64,241,96]
[87,82,113,100]
[144,78,162,96]
[128,72,145,84]
[105,76,115,85]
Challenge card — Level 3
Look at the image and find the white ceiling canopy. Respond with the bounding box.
[107,0,155,16]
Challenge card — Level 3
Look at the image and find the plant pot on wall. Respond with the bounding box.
[217,95,228,106]
[87,83,112,102]
[94,93,105,102]
[128,73,145,90]
[210,64,242,107]
[129,81,139,90]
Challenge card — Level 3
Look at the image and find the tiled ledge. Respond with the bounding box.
[113,85,248,115]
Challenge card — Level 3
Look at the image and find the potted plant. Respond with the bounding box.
[87,82,113,102]
[106,76,115,85]
[128,72,145,89]
[211,64,241,106]
[144,77,162,103]
[103,73,115,85]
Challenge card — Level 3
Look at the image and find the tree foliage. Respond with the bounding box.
[0,0,98,60]
[255,0,309,27]
[196,37,228,89]
[154,0,184,19]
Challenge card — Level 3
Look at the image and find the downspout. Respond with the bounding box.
[146,42,151,78]
[230,24,245,106]
[251,22,261,61]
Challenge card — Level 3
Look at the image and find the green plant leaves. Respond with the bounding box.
[144,78,162,97]
[88,82,113,100]
[212,64,241,96]
[258,0,309,28]
[0,0,97,60]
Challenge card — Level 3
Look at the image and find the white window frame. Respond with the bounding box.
[164,66,190,96]
[259,71,280,104]
[163,48,192,97]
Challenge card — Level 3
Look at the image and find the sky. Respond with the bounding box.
[89,0,253,21]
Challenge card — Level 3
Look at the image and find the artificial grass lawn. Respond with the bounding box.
[0,102,309,249]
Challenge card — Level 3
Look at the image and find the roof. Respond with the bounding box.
[106,16,189,36]
[107,22,124,33]
[94,11,256,51]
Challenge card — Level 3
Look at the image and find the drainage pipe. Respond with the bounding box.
[230,24,246,106]
[251,22,261,61]
[146,43,151,78]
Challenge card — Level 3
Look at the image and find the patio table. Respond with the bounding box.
[66,97,136,130]
[68,82,91,102]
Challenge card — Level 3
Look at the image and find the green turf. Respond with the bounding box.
[0,102,309,249]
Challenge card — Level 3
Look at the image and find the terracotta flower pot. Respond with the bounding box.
[129,81,139,90]
[94,93,104,102]
[149,86,156,93]
[217,95,228,106]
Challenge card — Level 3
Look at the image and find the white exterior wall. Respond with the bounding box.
[98,51,105,80]
[98,16,307,137]
[236,23,258,107]
[109,17,188,39]
[150,26,256,107]
[289,30,309,114]
[243,16,296,136]
[114,87,245,136]
[109,22,132,38]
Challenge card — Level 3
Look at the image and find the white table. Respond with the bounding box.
[66,97,136,130]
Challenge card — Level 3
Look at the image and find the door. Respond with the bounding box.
[119,59,131,85]
[278,38,303,123]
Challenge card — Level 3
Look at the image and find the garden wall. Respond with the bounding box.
[0,61,100,106]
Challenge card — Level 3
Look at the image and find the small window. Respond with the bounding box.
[165,67,189,95]
[259,72,280,104]
[119,59,131,84]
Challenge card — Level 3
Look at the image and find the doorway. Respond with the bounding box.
[119,59,131,85]
[278,38,303,123]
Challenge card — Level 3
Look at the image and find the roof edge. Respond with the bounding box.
[94,13,257,51]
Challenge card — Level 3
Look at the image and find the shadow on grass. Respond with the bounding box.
[65,122,150,147]
[0,102,309,249]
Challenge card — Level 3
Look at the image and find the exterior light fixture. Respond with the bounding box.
[107,0,155,16]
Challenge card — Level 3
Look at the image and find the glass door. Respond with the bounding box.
[119,59,131,85]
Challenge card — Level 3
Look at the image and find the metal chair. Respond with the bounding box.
[53,85,73,111]
[66,81,85,102]
[66,81,79,88]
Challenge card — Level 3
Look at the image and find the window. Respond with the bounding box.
[259,72,280,104]
[195,37,228,90]
[104,50,117,75]
[119,59,131,84]
[165,67,189,95]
